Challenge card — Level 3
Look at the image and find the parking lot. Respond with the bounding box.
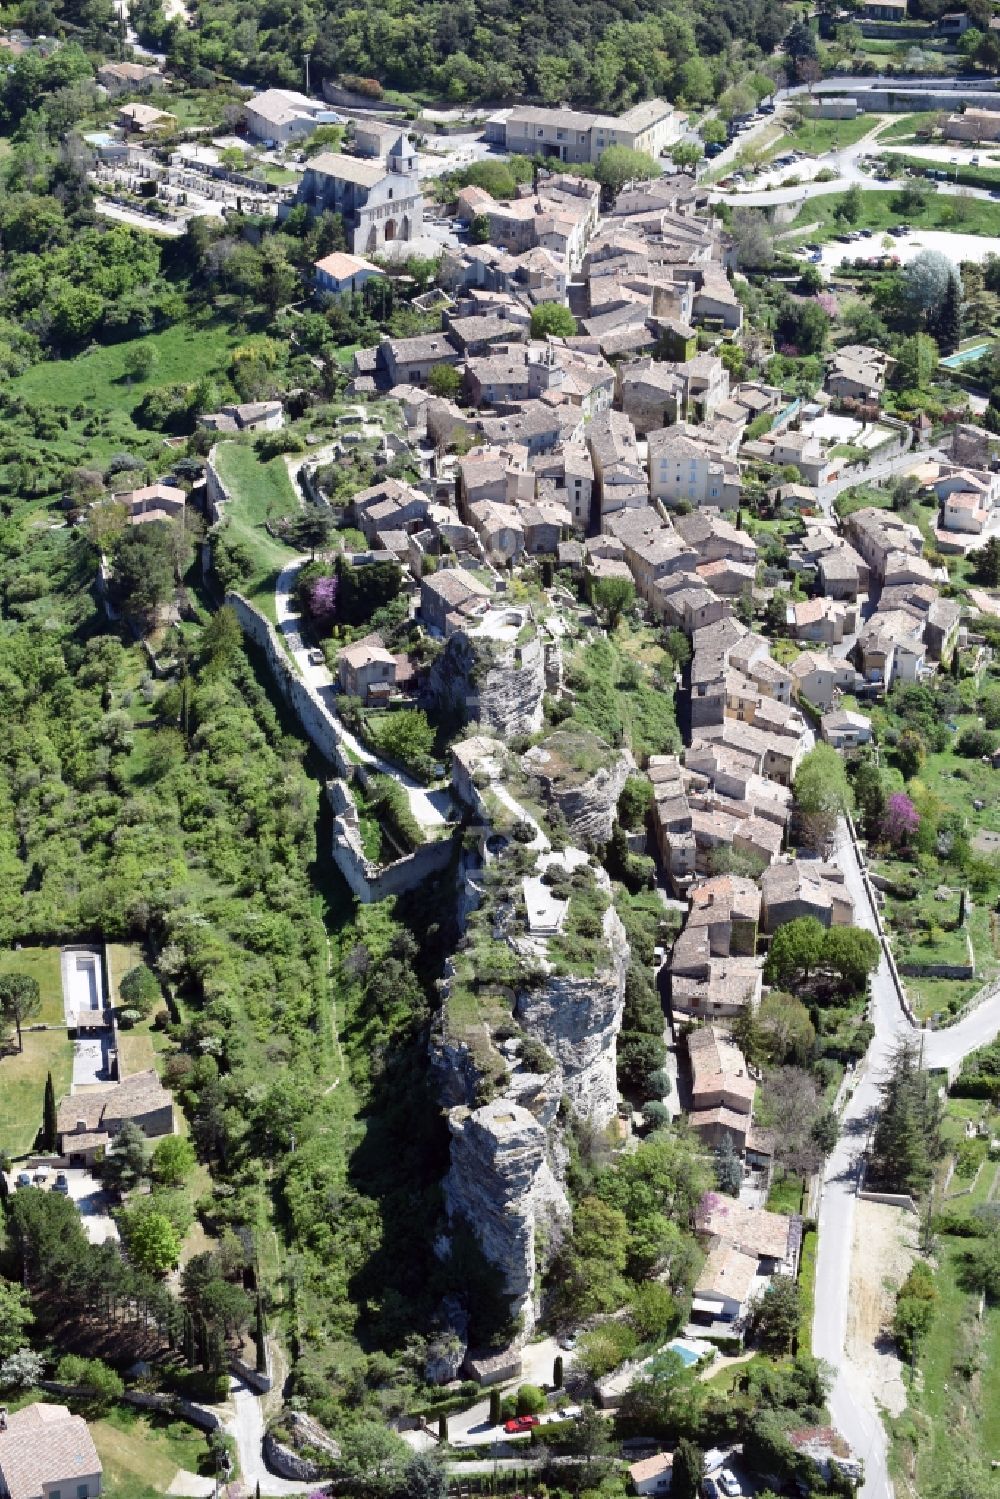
[5,1166,119,1244]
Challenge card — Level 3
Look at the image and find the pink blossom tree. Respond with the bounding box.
[882,792,920,850]
[306,574,338,626]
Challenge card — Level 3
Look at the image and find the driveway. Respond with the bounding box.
[4,1170,119,1245]
[447,1336,571,1449]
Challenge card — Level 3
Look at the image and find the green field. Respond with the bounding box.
[92,1407,212,1499]
[210,440,298,619]
[788,189,1000,242]
[772,114,874,158]
[0,946,65,1026]
[0,1028,73,1157]
[879,112,946,143]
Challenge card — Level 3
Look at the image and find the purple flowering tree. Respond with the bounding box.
[307,574,338,627]
[882,792,920,850]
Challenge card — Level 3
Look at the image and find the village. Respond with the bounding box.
[7,23,1000,1499]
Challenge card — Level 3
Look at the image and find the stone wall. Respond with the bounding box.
[326,778,458,902]
[206,443,234,524]
[226,591,346,766]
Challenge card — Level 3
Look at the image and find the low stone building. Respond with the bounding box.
[57,1069,175,1164]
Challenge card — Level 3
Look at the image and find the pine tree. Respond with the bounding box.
[869,1041,943,1196]
[43,1072,57,1153]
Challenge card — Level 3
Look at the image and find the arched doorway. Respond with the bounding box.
[384,218,397,241]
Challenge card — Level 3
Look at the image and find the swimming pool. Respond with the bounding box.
[940,342,993,369]
[665,1337,713,1367]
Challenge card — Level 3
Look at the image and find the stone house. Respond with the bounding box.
[314,251,384,297]
[760,861,853,933]
[820,708,873,750]
[826,344,895,403]
[496,98,681,165]
[97,60,164,95]
[630,1453,674,1497]
[787,596,855,646]
[244,88,337,145]
[117,483,185,527]
[0,1403,102,1499]
[337,639,397,703]
[789,649,857,711]
[419,566,492,636]
[56,1069,175,1165]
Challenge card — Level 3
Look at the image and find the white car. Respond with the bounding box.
[719,1470,741,1497]
[307,648,325,666]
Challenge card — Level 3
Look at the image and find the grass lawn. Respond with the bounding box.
[211,440,298,619]
[11,319,238,418]
[878,112,943,143]
[0,946,65,1026]
[0,1029,73,1157]
[771,114,874,158]
[798,1226,818,1354]
[787,189,1000,243]
[92,1406,213,1499]
[766,1170,804,1215]
[885,151,1000,193]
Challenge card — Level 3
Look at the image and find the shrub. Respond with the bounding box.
[119,963,160,1017]
[515,1383,547,1415]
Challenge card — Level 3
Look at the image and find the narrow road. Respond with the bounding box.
[274,557,451,831]
[226,1379,311,1496]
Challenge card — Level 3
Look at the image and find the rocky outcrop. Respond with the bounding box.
[424,629,546,739]
[264,1412,341,1481]
[443,1100,571,1337]
[513,898,629,1129]
[521,731,634,845]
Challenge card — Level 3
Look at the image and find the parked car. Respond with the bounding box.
[53,1173,70,1195]
[719,1470,742,1497]
[32,1170,48,1185]
[703,1480,720,1499]
[705,142,724,158]
[558,1332,577,1350]
[504,1416,540,1434]
[16,1172,31,1189]
[307,648,325,666]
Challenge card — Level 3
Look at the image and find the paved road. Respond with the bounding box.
[274,558,452,831]
[446,1336,568,1448]
[814,820,1000,1499]
[226,1379,311,1495]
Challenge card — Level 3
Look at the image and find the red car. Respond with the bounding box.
[503,1415,540,1434]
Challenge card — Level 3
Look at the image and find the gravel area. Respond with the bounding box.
[845,1199,919,1418]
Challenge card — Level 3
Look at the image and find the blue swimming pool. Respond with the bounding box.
[940,342,993,369]
[665,1340,703,1367]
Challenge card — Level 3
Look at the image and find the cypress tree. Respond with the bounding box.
[489,1389,501,1425]
[932,272,962,356]
[183,1311,196,1366]
[553,1355,564,1389]
[438,1414,449,1444]
[254,1295,267,1374]
[43,1072,58,1153]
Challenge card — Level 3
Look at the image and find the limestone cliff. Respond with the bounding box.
[521,730,634,846]
[434,759,629,1340]
[423,628,546,739]
[442,1100,571,1338]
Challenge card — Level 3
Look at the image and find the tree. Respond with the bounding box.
[595,146,660,197]
[255,1295,267,1374]
[151,1134,196,1186]
[619,1349,705,1437]
[715,1134,743,1196]
[757,992,816,1066]
[893,1260,936,1360]
[123,342,159,383]
[43,1071,57,1152]
[895,729,926,781]
[530,301,578,339]
[869,1040,943,1196]
[110,522,177,626]
[102,1121,148,1195]
[903,251,960,321]
[931,271,962,356]
[516,1383,546,1415]
[55,1355,124,1415]
[971,536,1000,587]
[731,209,775,270]
[670,142,702,172]
[553,1353,563,1387]
[793,743,852,851]
[786,18,818,58]
[118,963,160,1018]
[673,1439,706,1499]
[339,1422,409,1496]
[764,917,826,989]
[852,755,887,842]
[0,1282,33,1361]
[489,1388,501,1425]
[437,1413,448,1443]
[592,575,636,630]
[120,1208,180,1275]
[397,1453,448,1499]
[0,1350,44,1390]
[0,973,40,1052]
[469,212,490,244]
[821,927,880,993]
[427,362,461,398]
[835,183,863,225]
[750,1275,800,1352]
[895,333,939,393]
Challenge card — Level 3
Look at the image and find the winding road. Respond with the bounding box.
[814,821,1000,1499]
